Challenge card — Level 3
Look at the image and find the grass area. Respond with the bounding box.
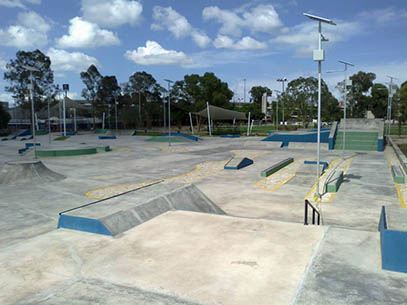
[390,126,407,136]
[54,136,70,141]
[134,131,163,136]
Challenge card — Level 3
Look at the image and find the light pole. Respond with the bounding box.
[338,60,354,155]
[62,84,69,136]
[115,96,118,135]
[22,65,40,159]
[304,13,336,198]
[277,78,287,125]
[274,89,281,131]
[164,79,173,146]
[387,76,397,138]
[243,78,246,103]
[47,97,51,144]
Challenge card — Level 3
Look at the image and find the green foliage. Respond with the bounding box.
[80,65,103,128]
[4,49,56,112]
[283,77,339,126]
[238,103,264,120]
[54,136,70,141]
[0,103,11,129]
[249,86,272,105]
[370,83,388,118]
[348,71,376,117]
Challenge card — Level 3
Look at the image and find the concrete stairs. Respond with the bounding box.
[334,131,378,151]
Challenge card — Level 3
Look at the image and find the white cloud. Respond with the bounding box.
[359,7,407,24]
[0,0,41,8]
[81,0,143,28]
[213,35,267,50]
[0,93,14,104]
[46,48,99,72]
[270,20,362,57]
[202,4,282,37]
[124,40,193,66]
[151,6,210,48]
[0,11,50,48]
[0,56,6,70]
[57,17,120,48]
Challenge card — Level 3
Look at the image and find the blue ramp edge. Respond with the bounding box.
[304,160,328,171]
[262,130,330,143]
[98,135,116,140]
[162,132,202,141]
[378,138,384,152]
[224,157,254,170]
[58,214,113,236]
[379,206,407,273]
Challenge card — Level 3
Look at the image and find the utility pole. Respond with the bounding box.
[304,13,336,198]
[243,78,246,103]
[62,84,69,136]
[164,79,173,146]
[277,78,287,125]
[387,76,398,138]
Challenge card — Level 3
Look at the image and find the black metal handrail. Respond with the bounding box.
[304,200,321,225]
[59,180,163,215]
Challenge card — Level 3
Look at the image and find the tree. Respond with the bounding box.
[0,103,11,129]
[81,65,102,129]
[370,83,388,118]
[98,76,121,129]
[283,77,339,127]
[249,86,272,105]
[397,82,407,136]
[124,72,164,128]
[4,50,55,122]
[348,71,376,117]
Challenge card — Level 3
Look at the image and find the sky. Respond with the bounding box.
[0,0,406,105]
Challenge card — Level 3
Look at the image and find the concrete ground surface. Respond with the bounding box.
[0,131,406,305]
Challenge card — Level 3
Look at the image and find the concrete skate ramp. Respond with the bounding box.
[224,157,253,170]
[0,160,65,185]
[58,184,226,236]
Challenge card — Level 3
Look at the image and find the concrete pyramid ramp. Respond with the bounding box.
[224,157,254,170]
[0,160,65,185]
[58,184,226,236]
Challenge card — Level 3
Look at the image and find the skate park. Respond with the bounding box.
[1,117,407,305]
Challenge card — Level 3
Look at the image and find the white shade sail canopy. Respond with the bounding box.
[194,104,246,121]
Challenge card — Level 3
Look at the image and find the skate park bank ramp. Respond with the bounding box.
[333,118,384,152]
[261,129,330,147]
[0,160,65,185]
[58,183,226,236]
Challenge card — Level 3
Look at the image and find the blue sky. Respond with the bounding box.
[0,0,406,105]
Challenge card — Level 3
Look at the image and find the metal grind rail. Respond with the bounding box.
[58,180,164,215]
[304,199,321,225]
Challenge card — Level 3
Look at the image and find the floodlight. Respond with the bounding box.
[303,13,336,25]
[321,34,329,42]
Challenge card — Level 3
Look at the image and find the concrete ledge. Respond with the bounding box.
[388,137,407,174]
[304,160,328,172]
[224,157,254,170]
[260,158,293,177]
[36,147,97,157]
[392,165,405,184]
[326,170,344,193]
[379,206,407,273]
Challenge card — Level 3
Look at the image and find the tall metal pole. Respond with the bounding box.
[387,76,397,138]
[164,79,173,146]
[48,98,51,144]
[63,91,67,136]
[163,99,166,129]
[338,60,354,155]
[189,112,194,135]
[115,96,118,135]
[243,78,246,103]
[277,78,287,125]
[138,91,142,124]
[316,21,322,196]
[29,71,37,158]
[74,108,77,133]
[207,102,212,136]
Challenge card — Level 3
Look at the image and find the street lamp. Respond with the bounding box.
[387,76,398,138]
[243,78,247,103]
[277,78,287,126]
[304,12,336,198]
[274,89,281,131]
[338,60,354,156]
[22,65,40,159]
[62,84,69,136]
[164,79,174,146]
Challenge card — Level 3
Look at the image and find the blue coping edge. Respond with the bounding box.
[20,137,27,141]
[58,214,113,236]
[98,135,116,140]
[379,206,407,273]
[132,130,137,136]
[281,142,288,147]
[18,129,31,137]
[262,130,330,143]
[378,138,384,152]
[304,160,328,171]
[162,132,202,141]
[18,148,27,154]
[66,131,77,136]
[25,143,41,148]
[220,134,240,138]
[1,138,8,141]
[328,124,338,150]
[224,157,254,170]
